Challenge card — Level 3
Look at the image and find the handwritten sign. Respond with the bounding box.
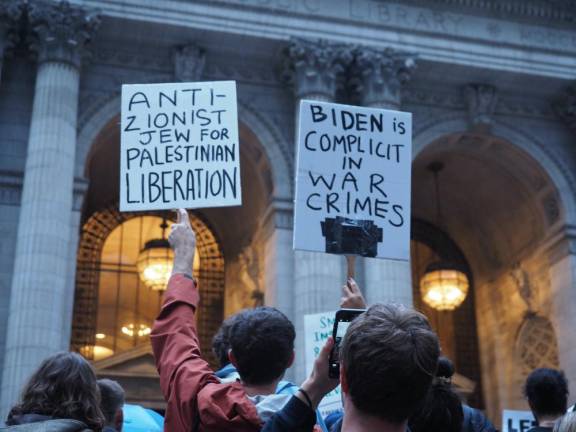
[120,81,241,211]
[293,100,412,260]
[501,410,536,432]
[303,311,342,418]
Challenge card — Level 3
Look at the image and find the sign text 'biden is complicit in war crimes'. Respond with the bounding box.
[120,81,241,211]
[293,100,412,261]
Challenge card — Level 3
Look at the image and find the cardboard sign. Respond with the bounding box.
[293,100,412,260]
[303,311,342,418]
[501,410,536,432]
[120,81,241,211]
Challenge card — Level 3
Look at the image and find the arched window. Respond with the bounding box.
[72,208,224,366]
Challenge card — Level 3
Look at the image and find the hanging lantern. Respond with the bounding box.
[419,161,470,311]
[137,217,173,291]
[420,262,469,311]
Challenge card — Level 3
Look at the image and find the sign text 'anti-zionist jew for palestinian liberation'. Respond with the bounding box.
[294,101,412,261]
[120,81,241,211]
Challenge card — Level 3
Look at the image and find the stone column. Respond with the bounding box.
[0,1,99,416]
[353,47,416,306]
[284,38,351,382]
[547,234,576,398]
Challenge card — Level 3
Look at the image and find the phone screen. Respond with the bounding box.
[329,309,365,378]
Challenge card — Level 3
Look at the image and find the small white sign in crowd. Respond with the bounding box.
[501,410,537,432]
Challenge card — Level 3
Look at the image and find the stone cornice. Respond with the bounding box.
[29,0,100,67]
[398,0,576,24]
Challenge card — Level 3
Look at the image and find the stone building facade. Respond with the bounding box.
[0,0,575,426]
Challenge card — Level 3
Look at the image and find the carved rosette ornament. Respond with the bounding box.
[554,86,576,133]
[353,47,417,109]
[463,84,498,130]
[283,38,352,101]
[174,44,206,82]
[28,0,100,67]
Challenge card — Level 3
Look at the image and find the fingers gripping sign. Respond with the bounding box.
[340,278,367,309]
[169,208,197,278]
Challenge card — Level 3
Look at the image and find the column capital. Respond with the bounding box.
[463,84,498,132]
[29,0,100,67]
[353,47,417,109]
[174,43,205,82]
[554,86,576,133]
[282,38,352,101]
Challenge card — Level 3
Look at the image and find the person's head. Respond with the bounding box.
[554,412,576,432]
[7,352,105,430]
[340,303,440,425]
[409,357,463,432]
[212,315,237,369]
[524,368,569,423]
[98,379,125,431]
[228,307,295,385]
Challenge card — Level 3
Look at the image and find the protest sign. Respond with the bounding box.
[293,100,412,260]
[303,311,342,418]
[120,81,241,211]
[501,410,536,432]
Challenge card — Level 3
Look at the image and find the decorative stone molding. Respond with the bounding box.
[72,177,89,212]
[463,84,498,130]
[554,86,576,132]
[174,43,205,82]
[402,0,576,23]
[282,38,352,100]
[516,315,560,378]
[28,0,100,67]
[353,47,417,109]
[0,0,24,55]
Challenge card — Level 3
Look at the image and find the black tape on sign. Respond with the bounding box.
[320,216,383,258]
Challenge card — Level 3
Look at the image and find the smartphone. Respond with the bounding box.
[329,308,366,379]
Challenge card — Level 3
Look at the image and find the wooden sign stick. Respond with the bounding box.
[346,255,356,280]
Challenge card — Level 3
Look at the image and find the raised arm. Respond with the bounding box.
[150,209,218,432]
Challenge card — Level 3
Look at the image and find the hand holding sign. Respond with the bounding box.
[169,209,196,278]
[340,278,366,310]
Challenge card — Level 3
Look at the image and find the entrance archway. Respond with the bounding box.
[411,129,565,418]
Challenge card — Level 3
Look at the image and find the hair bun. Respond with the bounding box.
[437,357,455,379]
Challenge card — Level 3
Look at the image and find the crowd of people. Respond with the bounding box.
[2,208,576,432]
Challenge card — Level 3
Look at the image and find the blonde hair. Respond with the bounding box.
[554,412,576,432]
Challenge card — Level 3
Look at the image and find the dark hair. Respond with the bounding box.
[228,307,295,385]
[340,303,440,423]
[212,315,237,369]
[409,357,463,432]
[7,352,105,430]
[524,368,568,418]
[97,379,125,425]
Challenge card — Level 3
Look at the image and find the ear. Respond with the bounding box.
[340,364,349,394]
[114,409,124,432]
[286,350,295,369]
[228,349,238,368]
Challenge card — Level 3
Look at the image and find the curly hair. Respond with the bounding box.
[7,352,105,431]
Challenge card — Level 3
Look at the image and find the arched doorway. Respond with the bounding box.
[71,208,224,366]
[411,129,565,419]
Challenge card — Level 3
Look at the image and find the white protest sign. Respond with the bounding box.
[293,100,412,260]
[120,81,241,211]
[501,410,536,432]
[303,311,342,418]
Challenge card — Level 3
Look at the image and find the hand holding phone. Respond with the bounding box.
[328,308,366,379]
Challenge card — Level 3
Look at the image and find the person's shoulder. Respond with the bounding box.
[462,405,496,432]
[0,419,92,432]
